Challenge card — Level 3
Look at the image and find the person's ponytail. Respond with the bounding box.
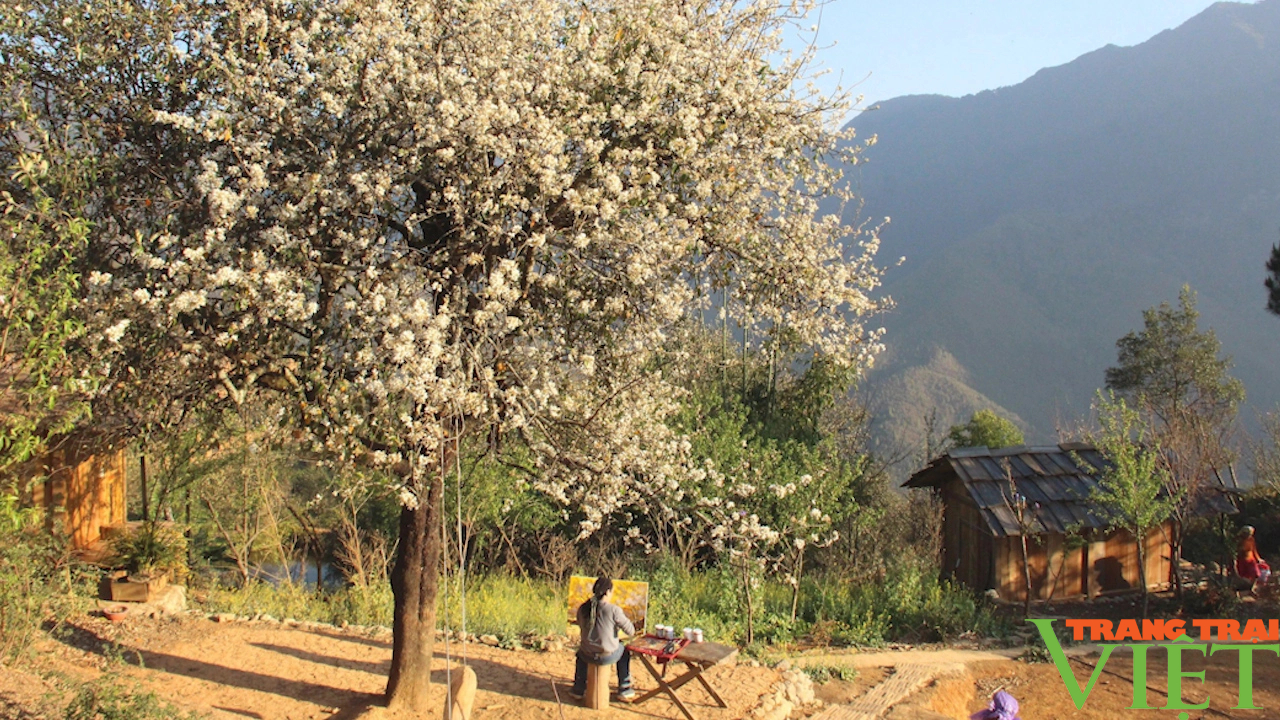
[586,576,612,637]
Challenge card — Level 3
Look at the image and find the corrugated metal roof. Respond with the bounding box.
[903,444,1236,537]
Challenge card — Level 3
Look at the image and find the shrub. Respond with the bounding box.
[64,677,204,720]
[202,579,393,627]
[0,491,90,661]
[803,664,858,683]
[109,522,188,580]
[438,574,565,638]
[198,561,1003,649]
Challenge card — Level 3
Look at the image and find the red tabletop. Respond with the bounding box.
[626,634,688,662]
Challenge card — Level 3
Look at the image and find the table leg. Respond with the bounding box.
[693,668,727,708]
[630,655,698,720]
[631,655,667,703]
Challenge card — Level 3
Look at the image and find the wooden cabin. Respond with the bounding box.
[13,442,128,550]
[904,443,1236,603]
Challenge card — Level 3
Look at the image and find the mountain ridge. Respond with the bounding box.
[847,0,1280,467]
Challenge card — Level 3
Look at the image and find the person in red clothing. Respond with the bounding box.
[1237,526,1269,592]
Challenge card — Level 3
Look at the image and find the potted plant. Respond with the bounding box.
[103,522,187,601]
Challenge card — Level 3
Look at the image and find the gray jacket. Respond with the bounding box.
[577,599,635,659]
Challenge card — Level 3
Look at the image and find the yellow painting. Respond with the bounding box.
[567,575,649,632]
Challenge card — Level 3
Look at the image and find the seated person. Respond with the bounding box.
[1238,526,1269,591]
[570,576,636,702]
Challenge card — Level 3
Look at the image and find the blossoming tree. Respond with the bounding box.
[6,0,887,709]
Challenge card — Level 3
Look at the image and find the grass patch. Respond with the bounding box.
[65,677,206,720]
[198,562,1002,649]
[438,574,567,639]
[202,581,393,627]
[803,664,858,683]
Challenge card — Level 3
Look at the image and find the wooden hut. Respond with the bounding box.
[13,442,128,550]
[2,367,128,550]
[904,443,1235,602]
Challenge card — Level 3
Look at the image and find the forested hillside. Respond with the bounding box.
[848,0,1280,460]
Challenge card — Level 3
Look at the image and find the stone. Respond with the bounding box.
[479,634,500,647]
[773,659,791,671]
[138,585,187,615]
[445,666,477,720]
[213,613,237,623]
[756,698,792,720]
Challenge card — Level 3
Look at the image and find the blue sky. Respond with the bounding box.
[789,0,1249,115]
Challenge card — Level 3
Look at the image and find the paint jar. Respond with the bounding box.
[692,629,703,642]
[683,627,693,641]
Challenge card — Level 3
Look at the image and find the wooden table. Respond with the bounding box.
[626,639,738,720]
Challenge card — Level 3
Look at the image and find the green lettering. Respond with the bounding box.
[1129,643,1154,709]
[1164,638,1209,710]
[1030,619,1117,710]
[1208,644,1280,709]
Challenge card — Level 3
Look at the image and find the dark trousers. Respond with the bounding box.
[572,646,632,694]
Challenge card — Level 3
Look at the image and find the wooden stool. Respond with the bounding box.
[585,663,610,710]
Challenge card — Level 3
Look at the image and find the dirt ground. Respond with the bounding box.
[8,612,1280,719]
[917,651,1280,719]
[1,612,779,720]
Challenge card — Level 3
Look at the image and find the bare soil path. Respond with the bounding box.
[798,641,1280,719]
[2,613,780,720]
[10,613,1280,719]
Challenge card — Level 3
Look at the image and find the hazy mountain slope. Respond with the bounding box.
[848,0,1280,454]
[861,347,1026,464]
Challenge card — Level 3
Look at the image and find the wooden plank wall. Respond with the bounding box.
[994,523,1173,602]
[943,485,1173,603]
[66,451,127,548]
[996,535,1088,602]
[943,481,993,592]
[1097,524,1172,595]
[36,449,127,549]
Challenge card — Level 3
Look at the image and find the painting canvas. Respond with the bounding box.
[567,575,649,631]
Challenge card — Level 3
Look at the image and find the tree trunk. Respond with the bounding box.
[140,453,149,522]
[790,549,804,623]
[385,455,448,712]
[1137,530,1149,619]
[1170,519,1184,599]
[1020,534,1032,617]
